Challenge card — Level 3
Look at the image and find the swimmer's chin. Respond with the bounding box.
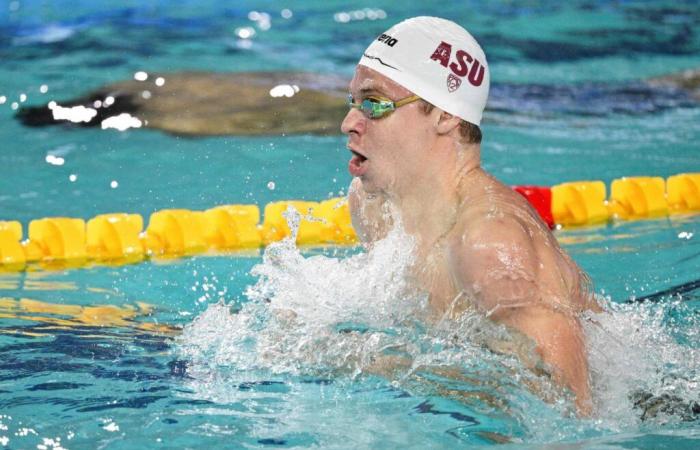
[353,178,384,197]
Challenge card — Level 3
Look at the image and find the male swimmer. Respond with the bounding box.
[342,17,601,415]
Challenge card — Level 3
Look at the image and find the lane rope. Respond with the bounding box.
[1,173,698,272]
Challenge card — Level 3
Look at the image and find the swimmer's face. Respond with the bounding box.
[341,66,438,196]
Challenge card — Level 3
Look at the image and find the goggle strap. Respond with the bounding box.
[347,94,421,118]
[394,95,421,108]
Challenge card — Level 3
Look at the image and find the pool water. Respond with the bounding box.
[1,0,699,448]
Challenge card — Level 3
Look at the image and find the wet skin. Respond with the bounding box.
[342,65,602,415]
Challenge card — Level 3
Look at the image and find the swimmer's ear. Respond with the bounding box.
[435,111,462,136]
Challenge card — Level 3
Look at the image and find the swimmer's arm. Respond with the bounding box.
[448,219,593,415]
[348,178,392,243]
[493,304,592,416]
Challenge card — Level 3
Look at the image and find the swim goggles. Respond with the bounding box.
[346,93,421,119]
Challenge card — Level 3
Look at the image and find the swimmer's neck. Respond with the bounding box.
[388,144,483,248]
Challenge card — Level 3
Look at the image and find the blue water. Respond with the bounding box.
[1,0,699,448]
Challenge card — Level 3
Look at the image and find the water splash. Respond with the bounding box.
[178,215,426,378]
[176,207,700,442]
[585,298,700,427]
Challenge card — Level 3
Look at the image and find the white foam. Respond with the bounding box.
[178,218,428,377]
[176,207,700,439]
[584,299,700,428]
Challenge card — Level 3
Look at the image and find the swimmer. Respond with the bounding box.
[342,17,602,415]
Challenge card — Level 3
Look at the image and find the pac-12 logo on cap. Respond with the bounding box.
[446,74,462,92]
[429,41,485,93]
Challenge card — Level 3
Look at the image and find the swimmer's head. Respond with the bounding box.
[358,16,489,127]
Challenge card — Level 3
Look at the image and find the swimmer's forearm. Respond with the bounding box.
[543,336,592,416]
[493,306,593,416]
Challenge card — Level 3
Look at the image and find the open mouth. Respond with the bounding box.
[350,150,367,162]
[348,149,368,176]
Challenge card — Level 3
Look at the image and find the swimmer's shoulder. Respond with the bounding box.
[447,202,538,276]
[456,176,550,240]
[453,193,534,244]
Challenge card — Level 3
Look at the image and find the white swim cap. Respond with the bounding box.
[358,16,489,126]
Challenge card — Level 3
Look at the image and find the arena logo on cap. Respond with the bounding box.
[429,41,485,92]
[376,33,398,47]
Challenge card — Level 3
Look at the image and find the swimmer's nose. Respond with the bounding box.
[341,106,366,136]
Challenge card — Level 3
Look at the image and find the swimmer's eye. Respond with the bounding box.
[346,94,421,119]
[346,94,394,119]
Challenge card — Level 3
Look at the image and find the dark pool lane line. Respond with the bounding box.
[28,381,91,391]
[414,400,480,425]
[626,277,700,303]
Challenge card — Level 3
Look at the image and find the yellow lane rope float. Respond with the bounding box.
[1,173,698,272]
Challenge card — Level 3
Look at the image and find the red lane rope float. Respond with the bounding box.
[513,186,554,229]
[0,173,698,272]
